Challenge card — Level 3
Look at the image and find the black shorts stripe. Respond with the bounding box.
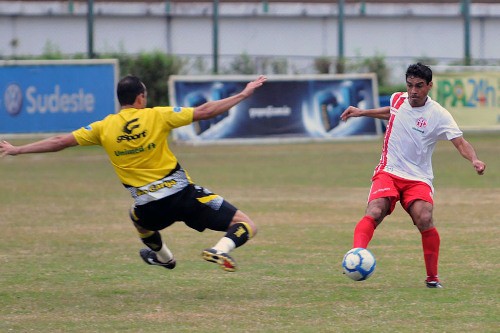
[132,184,237,232]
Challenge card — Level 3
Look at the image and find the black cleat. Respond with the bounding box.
[202,248,237,272]
[426,281,443,288]
[140,248,176,269]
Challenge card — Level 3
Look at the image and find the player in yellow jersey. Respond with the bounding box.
[0,74,267,272]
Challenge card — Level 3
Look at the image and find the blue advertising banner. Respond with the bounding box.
[0,60,118,134]
[169,74,381,143]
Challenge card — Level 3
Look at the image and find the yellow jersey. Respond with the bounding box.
[73,106,194,188]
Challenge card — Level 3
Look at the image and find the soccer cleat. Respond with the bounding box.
[202,248,237,272]
[140,248,176,270]
[426,281,443,288]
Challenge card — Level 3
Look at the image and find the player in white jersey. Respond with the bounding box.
[340,63,486,288]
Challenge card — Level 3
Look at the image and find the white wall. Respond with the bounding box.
[0,1,499,78]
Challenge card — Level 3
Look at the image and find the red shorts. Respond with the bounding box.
[368,171,434,214]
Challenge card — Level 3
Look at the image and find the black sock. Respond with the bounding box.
[139,231,163,251]
[225,222,251,248]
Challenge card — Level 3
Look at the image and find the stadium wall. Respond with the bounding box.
[0,2,499,82]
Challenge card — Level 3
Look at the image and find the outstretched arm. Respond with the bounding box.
[340,106,391,122]
[451,136,486,175]
[193,75,267,121]
[0,133,78,157]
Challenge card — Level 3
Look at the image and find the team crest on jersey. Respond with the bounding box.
[412,117,427,134]
[173,107,182,113]
[416,117,427,128]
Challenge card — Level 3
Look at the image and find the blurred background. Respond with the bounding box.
[1,1,498,84]
[1,1,499,136]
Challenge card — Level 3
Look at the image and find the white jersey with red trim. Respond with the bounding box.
[374,92,463,189]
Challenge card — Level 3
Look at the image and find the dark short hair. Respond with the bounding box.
[117,75,145,106]
[405,63,432,84]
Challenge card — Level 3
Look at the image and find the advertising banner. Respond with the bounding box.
[169,74,382,143]
[431,71,500,129]
[0,60,118,134]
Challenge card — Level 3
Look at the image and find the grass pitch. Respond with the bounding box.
[0,134,498,332]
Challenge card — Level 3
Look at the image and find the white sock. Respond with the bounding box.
[155,243,174,263]
[212,237,236,254]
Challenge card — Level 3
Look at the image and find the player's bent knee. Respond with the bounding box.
[129,205,151,234]
[231,210,257,238]
[415,220,434,232]
[129,205,139,223]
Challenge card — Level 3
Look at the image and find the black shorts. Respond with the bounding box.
[132,184,237,232]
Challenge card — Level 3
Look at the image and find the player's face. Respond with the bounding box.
[406,76,432,107]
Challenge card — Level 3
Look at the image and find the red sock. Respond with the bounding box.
[421,227,440,282]
[353,216,377,248]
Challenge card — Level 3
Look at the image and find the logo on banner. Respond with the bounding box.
[435,77,498,108]
[4,84,23,116]
[2,84,97,116]
[25,85,95,114]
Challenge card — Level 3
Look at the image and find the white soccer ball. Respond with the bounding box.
[342,248,376,281]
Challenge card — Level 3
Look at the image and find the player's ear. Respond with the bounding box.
[135,93,145,106]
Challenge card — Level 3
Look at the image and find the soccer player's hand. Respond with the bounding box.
[0,140,17,157]
[241,75,267,98]
[340,106,361,121]
[473,160,486,175]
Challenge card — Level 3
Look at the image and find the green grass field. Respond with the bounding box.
[0,134,499,332]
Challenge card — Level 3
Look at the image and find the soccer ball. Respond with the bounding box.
[342,248,376,281]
